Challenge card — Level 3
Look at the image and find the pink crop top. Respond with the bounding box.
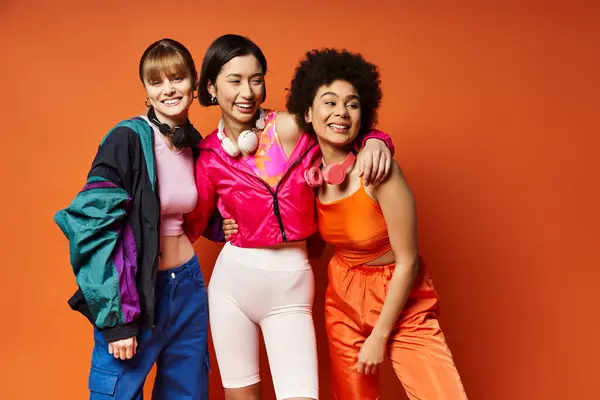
[145,117,198,236]
[244,110,288,188]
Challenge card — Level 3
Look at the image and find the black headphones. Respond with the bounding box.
[147,106,196,149]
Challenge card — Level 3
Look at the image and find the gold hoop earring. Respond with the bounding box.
[211,95,218,105]
[193,90,198,99]
[145,98,151,107]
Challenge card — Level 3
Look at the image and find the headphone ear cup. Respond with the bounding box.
[221,137,240,157]
[158,123,171,134]
[238,130,259,153]
[304,167,323,187]
[304,170,313,186]
[323,164,344,185]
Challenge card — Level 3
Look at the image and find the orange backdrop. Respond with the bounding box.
[1,1,599,399]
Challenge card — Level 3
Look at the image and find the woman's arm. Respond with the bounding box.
[356,129,396,186]
[372,161,419,336]
[54,126,142,345]
[277,111,396,185]
[357,160,419,374]
[183,153,218,243]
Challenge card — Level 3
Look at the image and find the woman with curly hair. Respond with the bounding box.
[184,35,396,400]
[285,49,468,400]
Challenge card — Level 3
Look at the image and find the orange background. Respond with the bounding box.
[1,1,599,399]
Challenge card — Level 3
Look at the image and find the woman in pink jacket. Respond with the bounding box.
[184,34,394,400]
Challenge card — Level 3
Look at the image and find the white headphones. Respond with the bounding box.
[217,108,267,157]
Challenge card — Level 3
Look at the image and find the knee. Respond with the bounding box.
[224,383,262,400]
[282,398,316,400]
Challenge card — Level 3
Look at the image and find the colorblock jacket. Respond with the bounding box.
[54,117,221,342]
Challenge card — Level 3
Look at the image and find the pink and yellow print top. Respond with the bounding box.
[245,110,289,188]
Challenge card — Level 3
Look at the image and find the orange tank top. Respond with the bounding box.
[317,182,392,267]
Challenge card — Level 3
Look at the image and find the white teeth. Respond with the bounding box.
[236,104,252,108]
[164,99,179,105]
[329,124,348,129]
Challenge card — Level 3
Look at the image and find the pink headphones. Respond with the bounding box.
[304,152,357,188]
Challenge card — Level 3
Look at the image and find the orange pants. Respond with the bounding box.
[325,256,467,400]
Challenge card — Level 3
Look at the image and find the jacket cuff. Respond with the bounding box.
[101,322,139,343]
[359,129,395,156]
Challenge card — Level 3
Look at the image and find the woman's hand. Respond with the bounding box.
[357,332,386,374]
[108,336,137,360]
[358,139,392,186]
[222,218,238,240]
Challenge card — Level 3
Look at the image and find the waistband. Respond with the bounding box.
[220,241,311,271]
[330,254,395,277]
[330,254,437,300]
[157,254,201,285]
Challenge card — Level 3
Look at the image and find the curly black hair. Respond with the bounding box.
[286,48,382,135]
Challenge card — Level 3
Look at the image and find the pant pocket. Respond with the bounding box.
[89,366,119,397]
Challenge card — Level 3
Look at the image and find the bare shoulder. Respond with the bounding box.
[369,160,412,201]
[275,111,302,140]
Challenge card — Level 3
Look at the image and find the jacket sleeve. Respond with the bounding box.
[54,127,140,342]
[183,153,220,243]
[357,129,396,156]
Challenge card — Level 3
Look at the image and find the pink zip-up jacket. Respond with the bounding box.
[184,117,394,247]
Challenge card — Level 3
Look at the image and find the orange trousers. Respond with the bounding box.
[325,256,467,400]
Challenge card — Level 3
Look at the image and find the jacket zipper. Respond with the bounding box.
[254,180,286,241]
[249,141,318,242]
